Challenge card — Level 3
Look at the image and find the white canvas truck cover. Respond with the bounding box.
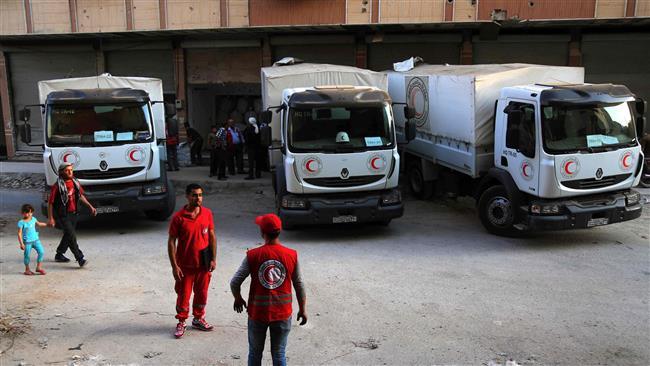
[261,63,388,140]
[38,74,166,139]
[388,63,584,148]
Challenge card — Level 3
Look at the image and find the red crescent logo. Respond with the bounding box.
[564,161,575,175]
[129,150,140,161]
[370,157,380,170]
[522,163,530,177]
[306,159,316,173]
[622,154,631,168]
[63,153,72,163]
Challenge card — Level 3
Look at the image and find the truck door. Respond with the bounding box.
[496,100,540,195]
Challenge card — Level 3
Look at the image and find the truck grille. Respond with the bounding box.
[75,167,144,180]
[561,173,631,190]
[304,175,383,188]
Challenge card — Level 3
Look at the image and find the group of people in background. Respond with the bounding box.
[207,117,268,181]
[164,108,270,181]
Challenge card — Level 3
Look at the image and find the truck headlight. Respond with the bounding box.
[281,196,308,209]
[143,184,167,195]
[624,191,640,206]
[530,203,561,214]
[381,190,401,206]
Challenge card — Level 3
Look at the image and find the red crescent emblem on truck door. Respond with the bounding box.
[301,156,322,175]
[521,160,534,181]
[58,150,80,166]
[306,159,316,173]
[125,146,146,165]
[367,154,387,172]
[619,151,633,170]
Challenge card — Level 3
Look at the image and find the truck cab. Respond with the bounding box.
[485,83,644,233]
[269,86,409,228]
[20,85,175,221]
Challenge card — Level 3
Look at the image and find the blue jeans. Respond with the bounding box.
[24,240,45,265]
[248,317,291,366]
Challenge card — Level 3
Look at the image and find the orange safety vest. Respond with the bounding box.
[246,243,297,323]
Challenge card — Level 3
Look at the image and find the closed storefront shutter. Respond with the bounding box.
[271,35,356,66]
[8,50,96,152]
[105,48,174,93]
[368,34,461,71]
[582,33,650,104]
[473,35,569,66]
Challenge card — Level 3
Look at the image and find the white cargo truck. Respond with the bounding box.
[261,63,416,228]
[18,74,175,220]
[388,64,645,236]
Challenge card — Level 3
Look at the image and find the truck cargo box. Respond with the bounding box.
[388,63,584,177]
[262,63,387,141]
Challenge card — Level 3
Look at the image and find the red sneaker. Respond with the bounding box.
[192,318,214,331]
[174,322,186,338]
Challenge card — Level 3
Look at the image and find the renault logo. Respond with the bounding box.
[340,168,349,179]
[99,160,109,171]
[595,168,603,180]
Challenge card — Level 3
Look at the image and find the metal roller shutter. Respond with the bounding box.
[271,35,356,66]
[582,33,650,104]
[8,51,97,152]
[367,34,461,71]
[473,35,569,66]
[105,49,175,94]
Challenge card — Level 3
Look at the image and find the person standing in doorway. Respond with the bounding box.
[230,213,307,366]
[226,118,245,175]
[207,125,220,178]
[168,183,217,338]
[48,163,95,267]
[244,117,262,180]
[184,122,203,166]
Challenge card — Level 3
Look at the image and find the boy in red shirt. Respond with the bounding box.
[167,183,217,338]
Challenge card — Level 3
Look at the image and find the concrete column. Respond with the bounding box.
[0,52,16,158]
[173,44,187,126]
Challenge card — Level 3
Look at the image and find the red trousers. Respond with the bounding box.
[174,267,212,321]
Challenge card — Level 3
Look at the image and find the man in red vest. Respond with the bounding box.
[168,183,217,338]
[230,213,307,366]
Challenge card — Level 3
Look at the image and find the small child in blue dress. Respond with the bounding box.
[17,204,48,275]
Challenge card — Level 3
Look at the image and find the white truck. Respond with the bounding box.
[261,63,416,228]
[18,74,175,220]
[388,63,645,236]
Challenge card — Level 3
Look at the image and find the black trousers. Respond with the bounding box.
[56,213,84,261]
[210,148,227,178]
[167,144,179,171]
[190,140,203,165]
[247,145,262,178]
[228,144,244,174]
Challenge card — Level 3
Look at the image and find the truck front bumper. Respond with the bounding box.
[523,189,642,231]
[278,189,404,227]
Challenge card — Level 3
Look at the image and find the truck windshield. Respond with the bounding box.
[288,104,393,152]
[46,103,153,147]
[541,102,637,154]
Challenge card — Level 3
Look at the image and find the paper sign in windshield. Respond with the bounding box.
[365,137,383,147]
[116,132,134,141]
[587,134,619,147]
[94,130,114,142]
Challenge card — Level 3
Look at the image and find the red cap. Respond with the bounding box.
[255,213,282,234]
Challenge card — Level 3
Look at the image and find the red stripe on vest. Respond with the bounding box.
[246,243,297,323]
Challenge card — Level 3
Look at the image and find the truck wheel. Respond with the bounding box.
[145,179,176,221]
[478,185,519,237]
[408,162,433,199]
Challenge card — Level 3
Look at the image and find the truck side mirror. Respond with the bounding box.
[261,110,272,124]
[636,116,646,140]
[404,106,416,119]
[19,123,32,144]
[19,108,31,122]
[405,120,416,141]
[635,98,646,116]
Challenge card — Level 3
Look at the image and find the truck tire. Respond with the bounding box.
[408,162,434,199]
[478,185,519,237]
[145,179,176,221]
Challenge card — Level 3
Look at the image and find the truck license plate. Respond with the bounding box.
[96,206,119,214]
[332,215,357,224]
[587,217,609,227]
